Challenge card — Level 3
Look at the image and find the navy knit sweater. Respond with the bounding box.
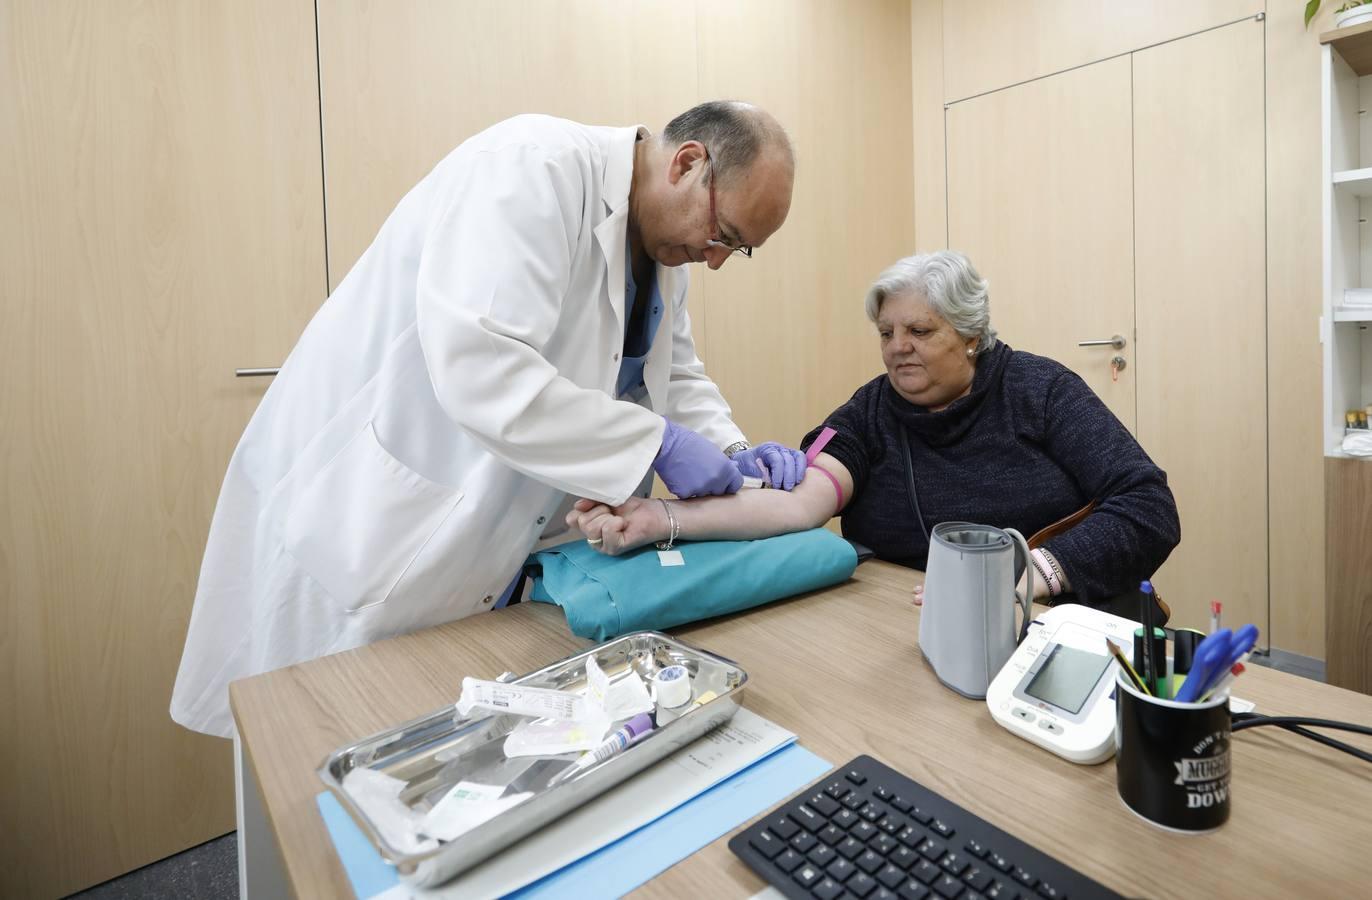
[801,343,1180,604]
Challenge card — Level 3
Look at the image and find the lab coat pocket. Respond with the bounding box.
[285,422,462,613]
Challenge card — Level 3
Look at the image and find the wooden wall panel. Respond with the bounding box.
[695,0,915,447]
[1133,20,1268,637]
[318,0,915,456]
[1268,0,1332,658]
[942,0,1262,104]
[0,1,326,895]
[911,0,947,249]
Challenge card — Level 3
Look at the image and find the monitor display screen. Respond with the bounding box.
[1023,643,1112,714]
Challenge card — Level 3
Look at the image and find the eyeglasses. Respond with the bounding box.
[704,155,754,258]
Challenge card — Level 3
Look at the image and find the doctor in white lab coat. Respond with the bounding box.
[172,102,800,737]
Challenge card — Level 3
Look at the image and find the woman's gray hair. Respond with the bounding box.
[863,250,998,353]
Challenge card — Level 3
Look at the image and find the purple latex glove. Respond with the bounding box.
[653,418,744,498]
[731,442,807,491]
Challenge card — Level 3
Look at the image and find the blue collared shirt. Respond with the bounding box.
[615,246,664,398]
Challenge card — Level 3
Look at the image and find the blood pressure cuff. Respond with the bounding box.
[525,528,859,641]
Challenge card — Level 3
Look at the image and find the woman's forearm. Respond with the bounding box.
[669,471,837,541]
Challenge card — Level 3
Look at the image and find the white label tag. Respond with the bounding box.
[657,550,685,567]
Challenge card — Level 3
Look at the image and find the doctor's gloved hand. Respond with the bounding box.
[731,442,806,491]
[652,418,744,498]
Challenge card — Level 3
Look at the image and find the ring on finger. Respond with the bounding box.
[587,537,604,547]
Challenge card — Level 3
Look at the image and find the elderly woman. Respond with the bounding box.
[568,251,1180,606]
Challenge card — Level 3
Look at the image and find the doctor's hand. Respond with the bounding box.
[730,442,806,491]
[566,498,668,556]
[652,418,744,498]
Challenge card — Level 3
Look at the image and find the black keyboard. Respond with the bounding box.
[728,755,1122,900]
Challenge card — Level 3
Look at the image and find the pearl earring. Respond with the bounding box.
[966,348,975,356]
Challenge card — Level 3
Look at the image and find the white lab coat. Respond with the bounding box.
[171,115,745,737]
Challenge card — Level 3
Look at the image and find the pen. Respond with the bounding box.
[1139,581,1158,699]
[1175,629,1233,703]
[1196,623,1259,700]
[1200,662,1246,703]
[1210,600,1223,635]
[1105,637,1150,696]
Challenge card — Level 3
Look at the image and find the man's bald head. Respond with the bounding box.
[661,100,795,189]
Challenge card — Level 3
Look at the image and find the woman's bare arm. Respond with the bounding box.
[566,452,854,555]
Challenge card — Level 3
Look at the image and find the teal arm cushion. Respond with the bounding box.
[527,528,859,641]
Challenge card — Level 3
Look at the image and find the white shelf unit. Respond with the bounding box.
[1322,39,1372,455]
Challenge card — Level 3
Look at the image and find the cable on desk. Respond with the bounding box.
[1231,713,1372,765]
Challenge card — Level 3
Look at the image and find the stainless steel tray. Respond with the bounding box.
[317,631,747,887]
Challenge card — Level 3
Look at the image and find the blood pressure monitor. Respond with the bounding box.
[986,604,1140,765]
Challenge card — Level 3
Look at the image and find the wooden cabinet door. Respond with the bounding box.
[1134,19,1268,638]
[0,2,325,895]
[946,56,1137,431]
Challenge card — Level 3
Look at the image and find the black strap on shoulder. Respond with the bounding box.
[898,428,930,545]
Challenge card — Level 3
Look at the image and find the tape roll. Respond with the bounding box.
[653,664,692,710]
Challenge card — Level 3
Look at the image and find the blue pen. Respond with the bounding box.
[1175,629,1233,704]
[1196,623,1259,699]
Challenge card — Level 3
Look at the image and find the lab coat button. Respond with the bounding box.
[536,516,547,525]
[612,352,620,362]
[481,595,493,605]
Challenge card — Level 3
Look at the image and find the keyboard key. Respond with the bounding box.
[1012,867,1038,889]
[890,795,914,812]
[809,793,841,817]
[834,809,860,830]
[819,824,845,845]
[767,814,800,840]
[933,873,967,898]
[871,834,899,856]
[897,825,923,848]
[861,803,884,821]
[892,845,921,870]
[825,781,850,800]
[909,806,934,825]
[911,859,942,885]
[932,819,955,838]
[988,853,1012,873]
[874,785,894,801]
[899,881,932,900]
[965,866,994,892]
[918,836,948,861]
[793,863,823,889]
[853,821,879,842]
[843,792,868,810]
[774,849,804,873]
[793,805,825,829]
[791,831,818,854]
[849,872,879,898]
[878,863,908,889]
[749,830,784,859]
[1035,882,1062,899]
[827,856,857,882]
[812,877,845,900]
[939,851,969,876]
[879,815,904,835]
[846,769,869,786]
[808,843,837,867]
[985,882,1019,900]
[874,889,899,900]
[838,836,865,860]
[964,840,989,859]
[857,849,885,874]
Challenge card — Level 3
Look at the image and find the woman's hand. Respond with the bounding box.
[565,497,670,555]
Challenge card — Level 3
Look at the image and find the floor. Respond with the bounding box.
[69,648,1327,900]
[68,833,238,900]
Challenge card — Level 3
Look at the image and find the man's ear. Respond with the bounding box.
[667,140,707,186]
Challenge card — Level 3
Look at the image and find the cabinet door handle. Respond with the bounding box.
[1077,334,1127,350]
[235,367,280,377]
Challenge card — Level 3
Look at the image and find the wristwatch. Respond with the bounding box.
[722,440,750,458]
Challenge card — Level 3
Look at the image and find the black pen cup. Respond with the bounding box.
[1115,671,1231,832]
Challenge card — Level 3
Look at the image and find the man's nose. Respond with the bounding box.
[703,245,730,270]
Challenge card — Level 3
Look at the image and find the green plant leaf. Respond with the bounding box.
[1308,0,1322,27]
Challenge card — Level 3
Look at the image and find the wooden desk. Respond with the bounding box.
[231,561,1372,899]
